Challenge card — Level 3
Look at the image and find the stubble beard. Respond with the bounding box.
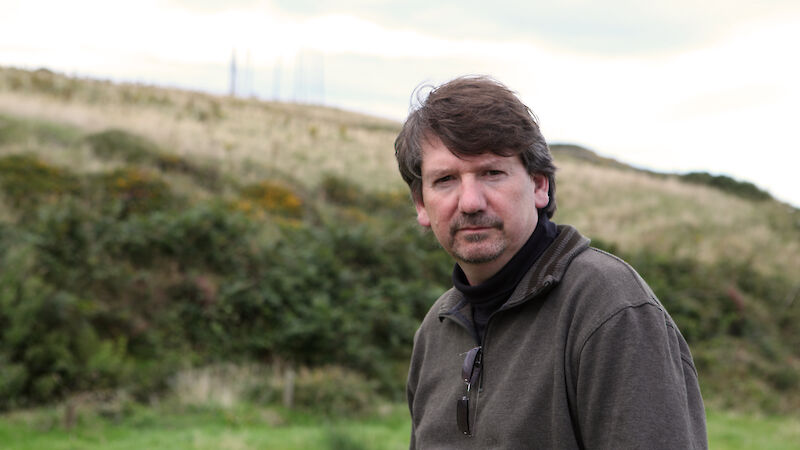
[447,214,506,264]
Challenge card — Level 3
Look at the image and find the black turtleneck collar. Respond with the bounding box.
[453,211,559,343]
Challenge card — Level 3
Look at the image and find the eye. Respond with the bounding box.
[434,175,454,185]
[484,170,505,177]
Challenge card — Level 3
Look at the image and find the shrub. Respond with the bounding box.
[0,154,81,209]
[105,203,255,271]
[91,167,175,215]
[288,366,378,417]
[86,129,161,163]
[0,251,132,410]
[320,174,361,206]
[235,180,304,218]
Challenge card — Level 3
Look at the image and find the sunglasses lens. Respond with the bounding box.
[462,347,481,383]
[457,396,470,435]
[458,346,481,436]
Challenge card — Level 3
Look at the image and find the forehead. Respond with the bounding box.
[420,134,522,174]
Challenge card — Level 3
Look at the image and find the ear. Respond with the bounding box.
[532,174,550,209]
[413,196,431,227]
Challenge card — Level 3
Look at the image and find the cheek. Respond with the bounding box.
[429,216,445,233]
[428,212,453,239]
[497,190,534,225]
[424,198,450,225]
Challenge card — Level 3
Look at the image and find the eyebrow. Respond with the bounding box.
[423,158,513,181]
[423,168,453,181]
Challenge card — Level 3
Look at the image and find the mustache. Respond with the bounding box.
[449,213,503,236]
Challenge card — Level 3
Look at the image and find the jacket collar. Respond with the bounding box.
[438,225,590,323]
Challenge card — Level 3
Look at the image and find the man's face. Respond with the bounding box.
[414,135,549,284]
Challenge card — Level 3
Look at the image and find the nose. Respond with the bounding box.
[458,177,487,214]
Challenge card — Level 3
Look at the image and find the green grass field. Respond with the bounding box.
[1,404,798,449]
[705,410,800,450]
[0,403,409,450]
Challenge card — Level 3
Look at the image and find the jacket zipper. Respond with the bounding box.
[472,282,553,432]
[443,282,552,438]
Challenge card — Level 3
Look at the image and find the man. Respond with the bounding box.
[394,76,707,449]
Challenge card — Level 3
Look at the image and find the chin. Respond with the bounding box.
[452,244,506,265]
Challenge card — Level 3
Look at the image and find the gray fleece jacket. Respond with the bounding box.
[407,225,708,449]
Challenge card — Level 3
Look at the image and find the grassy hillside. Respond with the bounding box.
[1,66,798,416]
[0,67,399,192]
[555,156,799,277]
[3,67,796,279]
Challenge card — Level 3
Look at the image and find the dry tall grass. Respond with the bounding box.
[169,364,280,411]
[0,67,401,191]
[556,158,799,277]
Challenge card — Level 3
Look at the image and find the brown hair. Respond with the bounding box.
[394,75,557,218]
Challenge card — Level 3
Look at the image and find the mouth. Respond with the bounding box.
[450,215,503,238]
[457,226,492,233]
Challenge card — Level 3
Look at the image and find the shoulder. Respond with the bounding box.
[562,246,661,310]
[555,246,680,347]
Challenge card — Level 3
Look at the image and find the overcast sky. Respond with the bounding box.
[2,0,799,206]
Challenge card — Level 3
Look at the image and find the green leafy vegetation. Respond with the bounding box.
[236,180,306,218]
[0,130,449,410]
[0,154,80,208]
[86,129,163,163]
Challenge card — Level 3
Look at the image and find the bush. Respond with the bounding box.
[105,203,255,271]
[90,167,175,215]
[0,255,131,410]
[320,174,361,205]
[289,366,378,417]
[86,129,161,164]
[235,180,305,218]
[318,174,412,220]
[0,154,81,209]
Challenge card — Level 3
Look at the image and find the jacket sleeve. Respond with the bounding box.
[407,326,422,450]
[574,303,708,449]
[407,379,416,450]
